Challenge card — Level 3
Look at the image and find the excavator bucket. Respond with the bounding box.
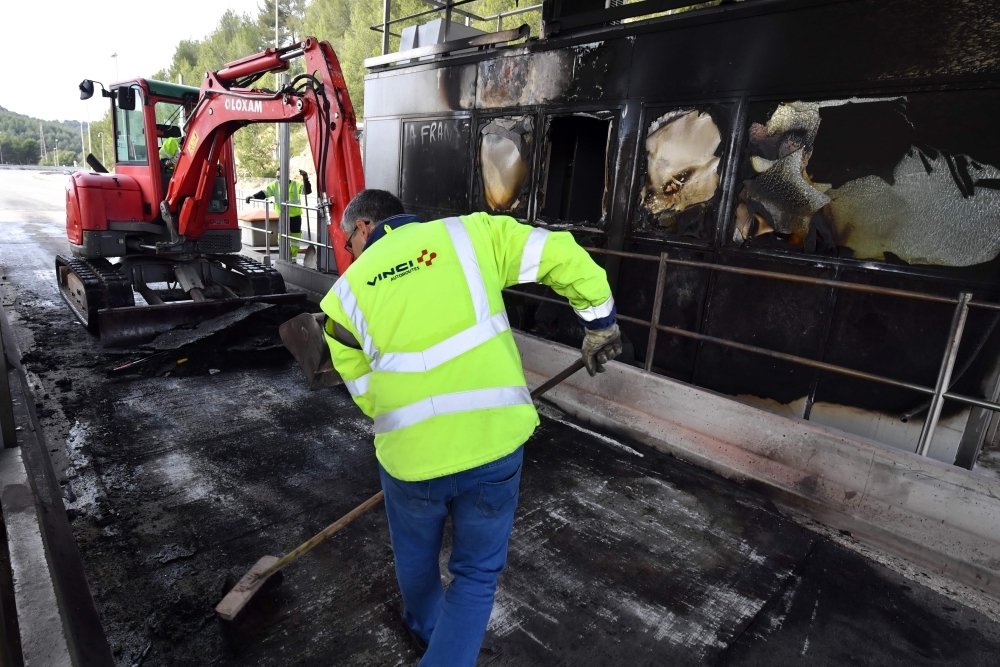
[279,313,343,390]
[97,293,306,348]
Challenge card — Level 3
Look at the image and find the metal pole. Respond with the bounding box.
[644,253,668,372]
[917,292,973,457]
[382,0,392,55]
[444,0,452,40]
[278,73,291,263]
[304,191,311,245]
[264,200,272,266]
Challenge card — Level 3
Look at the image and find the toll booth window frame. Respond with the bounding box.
[399,115,474,219]
[728,90,1000,272]
[533,110,617,230]
[473,113,537,220]
[629,102,737,247]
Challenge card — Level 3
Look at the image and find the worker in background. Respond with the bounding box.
[320,189,622,667]
[159,136,180,171]
[246,169,312,259]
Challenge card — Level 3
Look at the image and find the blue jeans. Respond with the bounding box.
[378,446,524,667]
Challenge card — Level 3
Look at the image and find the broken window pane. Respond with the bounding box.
[733,92,1000,267]
[476,116,533,217]
[537,114,613,227]
[633,105,732,242]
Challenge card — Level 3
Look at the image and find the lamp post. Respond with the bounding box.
[98,132,105,165]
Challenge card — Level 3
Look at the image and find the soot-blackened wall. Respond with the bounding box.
[362,0,1000,463]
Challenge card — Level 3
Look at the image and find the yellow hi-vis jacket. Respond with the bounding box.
[319,213,615,481]
[265,180,305,217]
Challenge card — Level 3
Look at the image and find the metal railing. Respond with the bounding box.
[503,247,1000,464]
[370,0,543,55]
[238,192,338,271]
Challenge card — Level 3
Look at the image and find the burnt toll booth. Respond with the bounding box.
[361,0,1000,476]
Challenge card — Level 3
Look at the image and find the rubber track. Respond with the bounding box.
[55,256,134,331]
[214,254,287,295]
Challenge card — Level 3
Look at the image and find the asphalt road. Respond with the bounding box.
[1,167,998,667]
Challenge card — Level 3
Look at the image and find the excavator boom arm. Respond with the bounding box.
[166,38,363,274]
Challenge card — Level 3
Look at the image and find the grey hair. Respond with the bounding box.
[340,189,406,234]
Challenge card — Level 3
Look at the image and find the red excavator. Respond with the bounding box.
[61,38,363,346]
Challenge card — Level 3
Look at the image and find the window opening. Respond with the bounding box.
[539,115,611,226]
[733,93,1000,267]
[154,101,184,145]
[634,106,730,241]
[114,86,147,164]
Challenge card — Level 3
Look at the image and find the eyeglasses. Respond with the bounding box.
[344,223,362,256]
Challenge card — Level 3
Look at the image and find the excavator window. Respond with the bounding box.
[114,86,148,164]
[154,101,185,150]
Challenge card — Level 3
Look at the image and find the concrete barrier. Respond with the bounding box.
[515,331,1000,599]
[0,449,72,667]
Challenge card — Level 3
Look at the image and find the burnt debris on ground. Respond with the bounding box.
[9,280,1000,666]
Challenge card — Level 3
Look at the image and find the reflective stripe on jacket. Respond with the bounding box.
[265,180,303,217]
[319,212,614,482]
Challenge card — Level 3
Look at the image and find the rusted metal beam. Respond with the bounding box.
[644,253,668,372]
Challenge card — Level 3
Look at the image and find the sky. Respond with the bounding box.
[0,0,265,124]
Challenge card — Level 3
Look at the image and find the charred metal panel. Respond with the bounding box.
[475,42,628,109]
[692,254,836,407]
[399,118,472,218]
[615,241,713,381]
[362,118,401,196]
[815,272,1000,418]
[474,115,535,218]
[733,91,1000,266]
[629,0,1000,102]
[634,104,735,243]
[364,64,476,117]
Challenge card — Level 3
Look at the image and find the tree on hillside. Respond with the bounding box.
[0,136,40,165]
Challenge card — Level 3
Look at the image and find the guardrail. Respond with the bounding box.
[503,247,1000,468]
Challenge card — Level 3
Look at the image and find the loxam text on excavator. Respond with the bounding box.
[60,38,363,346]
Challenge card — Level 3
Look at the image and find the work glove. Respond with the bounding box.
[581,323,623,376]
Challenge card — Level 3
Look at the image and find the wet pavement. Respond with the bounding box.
[1,169,999,666]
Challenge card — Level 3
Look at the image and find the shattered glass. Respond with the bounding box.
[634,106,730,241]
[478,116,533,214]
[734,95,1000,266]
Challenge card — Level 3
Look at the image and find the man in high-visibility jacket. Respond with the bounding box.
[320,189,622,666]
[246,169,312,259]
[159,136,180,170]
